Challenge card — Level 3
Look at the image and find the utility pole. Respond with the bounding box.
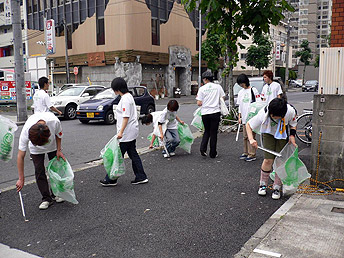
[198,0,202,88]
[63,2,70,83]
[12,0,27,122]
[285,15,291,88]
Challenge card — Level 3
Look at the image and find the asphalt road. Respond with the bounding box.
[0,90,316,190]
[0,133,288,258]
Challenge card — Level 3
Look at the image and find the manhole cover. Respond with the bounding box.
[331,207,344,214]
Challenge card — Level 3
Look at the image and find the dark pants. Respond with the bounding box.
[31,151,57,202]
[105,139,147,182]
[200,112,221,158]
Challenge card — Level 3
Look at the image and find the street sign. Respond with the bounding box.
[74,67,79,75]
[45,19,56,55]
[4,0,11,25]
[276,41,281,60]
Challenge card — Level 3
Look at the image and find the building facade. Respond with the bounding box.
[25,0,206,97]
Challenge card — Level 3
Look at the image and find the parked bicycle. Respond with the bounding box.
[296,109,313,144]
[219,106,239,133]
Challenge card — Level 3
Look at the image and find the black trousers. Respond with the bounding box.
[200,112,221,158]
[31,151,57,202]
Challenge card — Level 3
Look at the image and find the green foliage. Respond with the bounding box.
[295,40,312,66]
[314,54,320,68]
[245,34,273,74]
[289,70,297,80]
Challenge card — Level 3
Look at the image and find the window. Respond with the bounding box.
[96,17,105,45]
[151,19,160,46]
[300,0,309,5]
[33,0,38,12]
[321,44,328,48]
[323,1,328,5]
[84,87,98,96]
[299,19,308,25]
[322,25,328,28]
[0,3,4,12]
[67,25,72,49]
[298,29,308,35]
[240,53,247,60]
[135,87,145,97]
[323,5,328,9]
[322,16,328,19]
[21,19,24,30]
[299,9,308,15]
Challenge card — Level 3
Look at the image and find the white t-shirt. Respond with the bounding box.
[33,89,53,113]
[196,82,225,115]
[237,87,260,124]
[150,111,166,136]
[18,112,63,154]
[158,108,178,130]
[248,104,297,138]
[261,81,283,104]
[116,93,139,142]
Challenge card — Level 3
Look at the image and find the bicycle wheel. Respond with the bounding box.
[296,113,312,144]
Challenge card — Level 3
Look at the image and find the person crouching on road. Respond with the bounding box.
[140,111,163,149]
[246,98,297,200]
[16,112,65,210]
[236,74,260,162]
[196,71,225,158]
[100,77,148,186]
[157,100,184,158]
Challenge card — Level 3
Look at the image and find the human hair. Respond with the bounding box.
[237,74,250,86]
[141,114,153,125]
[28,123,51,146]
[38,77,49,89]
[167,100,179,112]
[111,77,129,94]
[202,71,213,82]
[263,70,273,80]
[268,98,288,118]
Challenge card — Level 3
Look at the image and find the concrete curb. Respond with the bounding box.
[0,244,41,258]
[0,131,203,193]
[234,193,302,258]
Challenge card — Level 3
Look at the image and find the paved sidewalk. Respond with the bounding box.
[235,193,344,257]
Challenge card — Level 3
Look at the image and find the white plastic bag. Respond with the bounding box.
[100,136,125,180]
[191,107,204,131]
[272,144,311,195]
[0,115,18,162]
[220,98,229,116]
[47,157,78,204]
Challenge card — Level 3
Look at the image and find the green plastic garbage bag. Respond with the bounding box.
[47,157,78,204]
[147,133,160,147]
[246,102,266,134]
[100,136,125,180]
[191,107,204,131]
[0,115,18,162]
[270,144,311,195]
[177,123,194,153]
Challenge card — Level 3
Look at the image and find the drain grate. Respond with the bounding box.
[331,207,344,214]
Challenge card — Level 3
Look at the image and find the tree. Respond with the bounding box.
[245,34,273,75]
[295,40,312,85]
[314,54,320,68]
[182,0,293,108]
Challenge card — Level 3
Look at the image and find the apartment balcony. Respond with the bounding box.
[0,56,15,68]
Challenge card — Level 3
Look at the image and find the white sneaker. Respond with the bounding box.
[170,152,176,156]
[163,153,170,158]
[272,189,281,200]
[258,185,267,196]
[54,197,65,203]
[39,201,53,210]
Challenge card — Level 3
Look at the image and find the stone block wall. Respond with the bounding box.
[310,95,344,187]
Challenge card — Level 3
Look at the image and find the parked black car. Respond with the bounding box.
[76,86,155,124]
[302,80,318,92]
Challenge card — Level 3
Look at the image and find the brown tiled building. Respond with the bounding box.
[331,0,344,47]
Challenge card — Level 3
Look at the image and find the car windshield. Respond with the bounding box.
[93,88,118,99]
[305,80,317,85]
[233,78,265,96]
[58,87,85,96]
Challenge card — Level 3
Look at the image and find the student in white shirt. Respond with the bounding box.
[100,77,148,186]
[236,74,260,162]
[261,70,283,104]
[140,111,163,149]
[16,112,65,210]
[33,77,62,115]
[196,71,225,158]
[246,98,297,200]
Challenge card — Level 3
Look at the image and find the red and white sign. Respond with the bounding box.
[45,19,56,55]
[275,41,281,61]
[0,81,32,100]
[74,67,79,75]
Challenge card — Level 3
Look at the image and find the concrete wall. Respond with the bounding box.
[310,95,344,187]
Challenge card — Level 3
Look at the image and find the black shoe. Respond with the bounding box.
[131,178,149,185]
[100,178,118,187]
[200,151,207,157]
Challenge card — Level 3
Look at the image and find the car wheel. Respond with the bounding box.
[64,104,77,119]
[105,110,116,125]
[147,105,155,114]
[79,119,90,124]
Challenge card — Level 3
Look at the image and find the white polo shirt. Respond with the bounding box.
[116,93,139,142]
[196,82,225,115]
[236,87,260,124]
[18,112,63,154]
[261,81,283,104]
[33,89,53,113]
